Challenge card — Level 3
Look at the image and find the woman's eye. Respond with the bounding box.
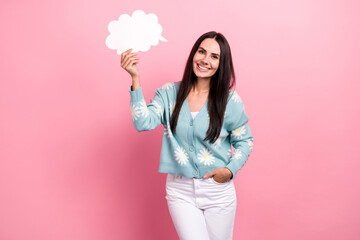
[212,56,218,59]
[199,50,204,54]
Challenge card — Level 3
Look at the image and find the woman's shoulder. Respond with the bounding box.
[157,81,180,94]
[224,88,249,129]
[228,88,243,105]
[155,81,180,102]
[158,81,180,90]
[225,88,246,117]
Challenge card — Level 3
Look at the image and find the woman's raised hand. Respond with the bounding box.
[120,49,140,78]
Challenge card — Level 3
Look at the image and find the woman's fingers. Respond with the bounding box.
[120,49,140,77]
[123,56,139,69]
[121,48,133,63]
[123,57,140,77]
[121,53,138,67]
[124,60,139,74]
[121,51,134,66]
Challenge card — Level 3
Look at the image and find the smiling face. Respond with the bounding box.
[192,38,221,81]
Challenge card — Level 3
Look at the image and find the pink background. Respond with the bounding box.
[1,0,360,239]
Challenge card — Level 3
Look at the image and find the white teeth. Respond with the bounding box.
[198,64,210,70]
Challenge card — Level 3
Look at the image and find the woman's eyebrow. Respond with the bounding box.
[199,47,220,56]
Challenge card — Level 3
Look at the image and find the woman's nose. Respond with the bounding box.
[201,55,210,64]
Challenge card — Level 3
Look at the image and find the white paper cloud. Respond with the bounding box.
[105,10,167,54]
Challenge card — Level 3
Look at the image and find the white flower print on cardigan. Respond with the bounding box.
[197,148,215,166]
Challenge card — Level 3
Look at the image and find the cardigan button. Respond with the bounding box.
[190,120,193,126]
[189,146,195,152]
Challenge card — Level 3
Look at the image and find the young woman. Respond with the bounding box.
[121,31,254,240]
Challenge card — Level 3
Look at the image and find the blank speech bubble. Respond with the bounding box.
[105,9,167,54]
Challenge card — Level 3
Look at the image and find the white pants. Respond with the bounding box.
[165,174,237,240]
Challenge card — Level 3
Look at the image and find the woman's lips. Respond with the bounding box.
[197,64,210,72]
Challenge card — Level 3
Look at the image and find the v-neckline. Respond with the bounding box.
[184,97,208,121]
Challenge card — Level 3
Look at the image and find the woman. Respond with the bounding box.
[121,31,254,240]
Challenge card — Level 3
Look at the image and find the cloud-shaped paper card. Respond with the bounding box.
[106,10,167,54]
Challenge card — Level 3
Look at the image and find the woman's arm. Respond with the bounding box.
[121,49,165,132]
[129,86,165,131]
[202,119,253,182]
[225,99,254,179]
[226,121,254,179]
[131,75,141,91]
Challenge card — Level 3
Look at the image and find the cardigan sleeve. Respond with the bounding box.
[129,85,165,131]
[225,91,254,178]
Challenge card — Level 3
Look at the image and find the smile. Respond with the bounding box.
[197,64,211,72]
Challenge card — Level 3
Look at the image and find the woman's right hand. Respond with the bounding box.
[120,49,139,78]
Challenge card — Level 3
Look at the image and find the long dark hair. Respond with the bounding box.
[170,31,236,143]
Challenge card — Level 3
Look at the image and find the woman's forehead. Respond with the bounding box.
[199,38,221,55]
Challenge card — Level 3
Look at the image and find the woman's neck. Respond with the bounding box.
[192,78,210,94]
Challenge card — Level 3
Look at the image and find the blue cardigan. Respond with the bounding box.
[129,81,254,179]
